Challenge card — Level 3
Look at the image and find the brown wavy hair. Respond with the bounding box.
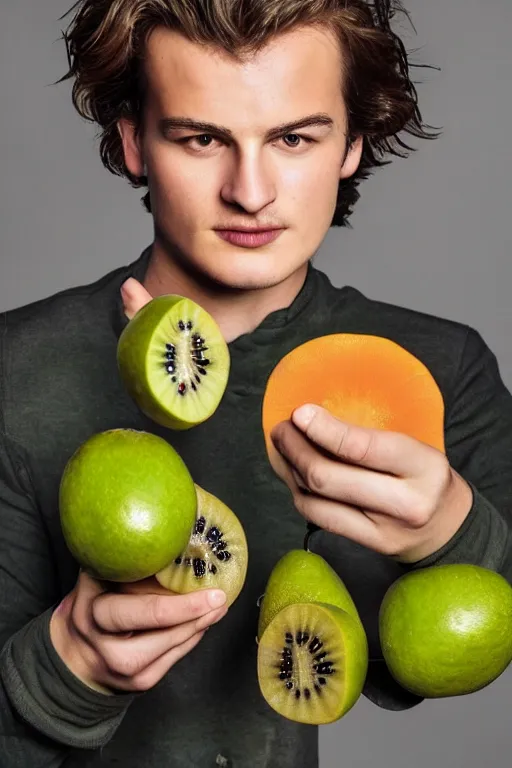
[58,0,438,227]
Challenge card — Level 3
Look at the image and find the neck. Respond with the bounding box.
[142,240,309,343]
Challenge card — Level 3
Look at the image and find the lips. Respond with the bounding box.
[215,229,284,248]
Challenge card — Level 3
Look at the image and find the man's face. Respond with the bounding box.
[119,25,362,290]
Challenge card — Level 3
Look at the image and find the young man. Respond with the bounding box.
[1,1,510,766]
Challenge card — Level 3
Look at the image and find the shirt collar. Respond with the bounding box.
[111,245,319,346]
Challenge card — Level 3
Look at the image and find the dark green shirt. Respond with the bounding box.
[1,248,511,767]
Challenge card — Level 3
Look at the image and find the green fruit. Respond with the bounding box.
[154,484,249,607]
[117,295,230,430]
[257,602,368,724]
[379,564,512,697]
[59,429,197,582]
[258,549,363,639]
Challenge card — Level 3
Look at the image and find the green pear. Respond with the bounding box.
[258,549,364,639]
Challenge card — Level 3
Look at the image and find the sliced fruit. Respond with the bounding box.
[117,295,230,430]
[258,549,363,639]
[379,563,512,697]
[59,428,197,582]
[154,484,248,606]
[257,602,368,724]
[262,333,445,476]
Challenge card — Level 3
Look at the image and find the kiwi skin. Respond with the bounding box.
[117,294,230,430]
[258,550,364,640]
[257,601,368,725]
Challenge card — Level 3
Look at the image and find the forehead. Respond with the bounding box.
[142,25,345,124]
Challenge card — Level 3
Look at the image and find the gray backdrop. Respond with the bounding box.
[0,1,510,766]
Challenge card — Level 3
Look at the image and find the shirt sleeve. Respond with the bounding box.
[409,327,512,582]
[0,339,138,765]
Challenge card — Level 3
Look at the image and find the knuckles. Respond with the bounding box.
[406,503,434,529]
[129,670,159,692]
[292,490,308,516]
[303,462,327,495]
[377,538,402,557]
[336,428,373,463]
[70,602,91,639]
[148,595,173,627]
[107,651,146,679]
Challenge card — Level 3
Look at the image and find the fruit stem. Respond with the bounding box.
[303,522,321,552]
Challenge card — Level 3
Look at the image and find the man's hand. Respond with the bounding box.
[49,279,231,696]
[270,404,473,564]
[50,571,228,694]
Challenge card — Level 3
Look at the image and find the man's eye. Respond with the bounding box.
[282,133,311,147]
[187,134,216,148]
[179,133,314,150]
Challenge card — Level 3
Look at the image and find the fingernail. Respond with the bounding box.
[208,590,226,608]
[120,278,136,301]
[292,404,317,429]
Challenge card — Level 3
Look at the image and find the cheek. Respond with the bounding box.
[283,154,341,221]
[146,147,212,220]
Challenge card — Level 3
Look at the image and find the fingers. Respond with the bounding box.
[289,405,434,476]
[291,491,386,553]
[92,588,227,633]
[95,603,227,680]
[116,577,172,597]
[271,421,404,515]
[58,573,229,695]
[60,569,108,632]
[78,568,110,597]
[109,629,207,693]
[121,277,153,320]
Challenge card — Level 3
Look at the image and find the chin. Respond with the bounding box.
[202,241,307,289]
[205,259,305,291]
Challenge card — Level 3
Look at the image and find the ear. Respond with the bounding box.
[117,118,145,177]
[340,135,363,180]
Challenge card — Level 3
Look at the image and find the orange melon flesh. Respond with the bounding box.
[262,334,445,467]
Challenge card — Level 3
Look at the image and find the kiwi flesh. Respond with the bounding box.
[117,295,230,430]
[153,484,248,607]
[257,602,368,724]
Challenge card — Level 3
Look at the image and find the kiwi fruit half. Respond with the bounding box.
[256,550,368,723]
[152,484,248,606]
[117,295,230,430]
[258,602,368,724]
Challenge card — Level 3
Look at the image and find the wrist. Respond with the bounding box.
[397,470,474,564]
[50,595,114,696]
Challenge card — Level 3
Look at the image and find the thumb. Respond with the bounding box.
[121,277,153,320]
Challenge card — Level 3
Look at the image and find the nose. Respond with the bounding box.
[220,146,277,213]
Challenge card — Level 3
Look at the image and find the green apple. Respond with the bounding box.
[379,563,512,697]
[59,428,197,582]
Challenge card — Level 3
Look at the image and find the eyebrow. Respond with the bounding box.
[159,113,334,141]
